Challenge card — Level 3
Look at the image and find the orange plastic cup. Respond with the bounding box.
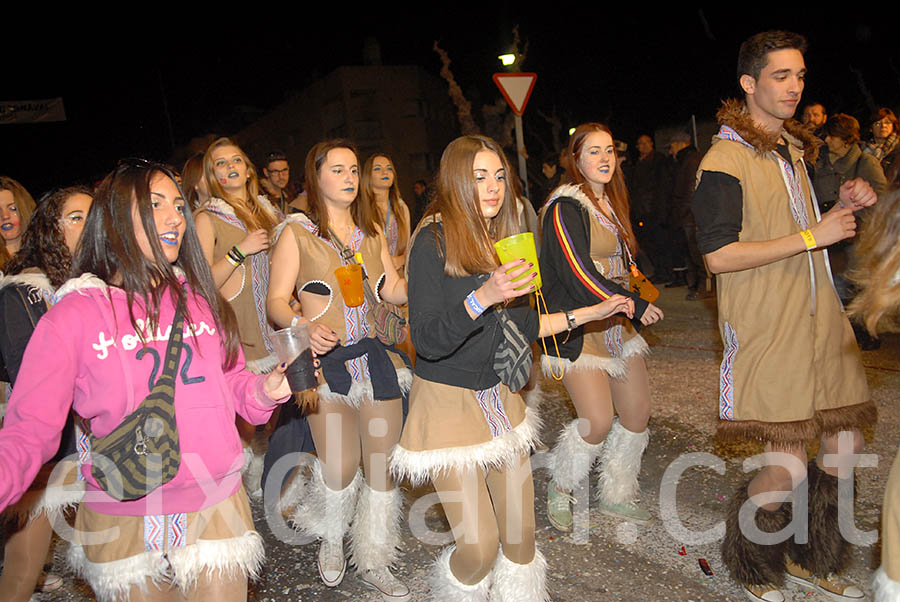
[334,264,365,307]
[494,232,541,290]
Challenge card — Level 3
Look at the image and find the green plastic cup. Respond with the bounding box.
[494,232,541,290]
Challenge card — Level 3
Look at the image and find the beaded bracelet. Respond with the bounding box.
[227,248,245,265]
[465,290,487,317]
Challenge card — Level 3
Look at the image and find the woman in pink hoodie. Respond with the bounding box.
[0,160,292,602]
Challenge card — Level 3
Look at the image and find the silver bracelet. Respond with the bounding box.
[565,310,577,331]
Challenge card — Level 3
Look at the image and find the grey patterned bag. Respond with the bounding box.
[493,307,532,392]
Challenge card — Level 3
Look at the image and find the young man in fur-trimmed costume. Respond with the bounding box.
[692,31,877,602]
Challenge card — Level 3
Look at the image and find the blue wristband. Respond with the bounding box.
[465,290,487,317]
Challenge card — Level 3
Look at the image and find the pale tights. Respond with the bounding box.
[306,396,404,492]
[562,355,651,445]
[0,511,53,602]
[431,454,536,586]
[748,429,865,511]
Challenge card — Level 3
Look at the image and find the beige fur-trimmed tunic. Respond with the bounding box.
[196,197,279,373]
[539,185,649,380]
[695,101,873,443]
[274,215,410,406]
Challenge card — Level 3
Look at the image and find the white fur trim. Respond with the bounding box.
[246,353,278,374]
[289,461,362,543]
[490,547,549,602]
[0,271,54,294]
[546,183,589,208]
[349,485,404,572]
[167,530,265,591]
[874,566,900,602]
[276,467,308,513]
[596,418,649,506]
[429,545,491,602]
[56,272,110,299]
[541,352,624,379]
[241,441,267,499]
[272,212,314,243]
[540,335,648,380]
[32,480,84,520]
[68,543,170,602]
[68,529,265,601]
[318,366,412,408]
[391,406,542,487]
[256,195,279,220]
[548,420,604,492]
[520,383,544,410]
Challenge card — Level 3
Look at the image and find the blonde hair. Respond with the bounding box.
[202,138,277,232]
[849,187,900,333]
[0,176,36,270]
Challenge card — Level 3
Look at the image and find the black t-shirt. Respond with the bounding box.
[692,171,743,255]
[692,142,794,255]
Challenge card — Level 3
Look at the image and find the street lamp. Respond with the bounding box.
[498,53,516,67]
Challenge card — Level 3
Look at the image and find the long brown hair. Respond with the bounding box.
[0,176,37,270]
[849,187,900,334]
[74,161,242,369]
[361,152,409,254]
[203,137,277,233]
[422,135,520,277]
[182,152,207,210]
[303,140,377,239]
[567,123,638,252]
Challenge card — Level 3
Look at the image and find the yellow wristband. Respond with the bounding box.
[800,229,816,250]
[225,254,240,267]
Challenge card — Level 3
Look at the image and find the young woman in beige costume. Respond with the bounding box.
[194,137,282,496]
[267,139,411,601]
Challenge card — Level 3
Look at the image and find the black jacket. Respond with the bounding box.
[0,271,76,463]
[0,274,52,383]
[538,188,648,361]
[408,222,538,390]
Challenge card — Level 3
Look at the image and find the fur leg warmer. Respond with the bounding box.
[547,419,604,492]
[349,484,405,572]
[290,460,362,544]
[489,548,550,602]
[874,567,900,602]
[786,461,850,576]
[721,479,791,587]
[429,546,491,602]
[242,438,267,499]
[596,418,649,506]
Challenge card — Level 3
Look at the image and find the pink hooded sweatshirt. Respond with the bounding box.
[0,274,283,516]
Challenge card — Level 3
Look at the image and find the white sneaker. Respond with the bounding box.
[359,566,411,601]
[317,539,346,587]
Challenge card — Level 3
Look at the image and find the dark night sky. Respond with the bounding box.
[3,8,897,196]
